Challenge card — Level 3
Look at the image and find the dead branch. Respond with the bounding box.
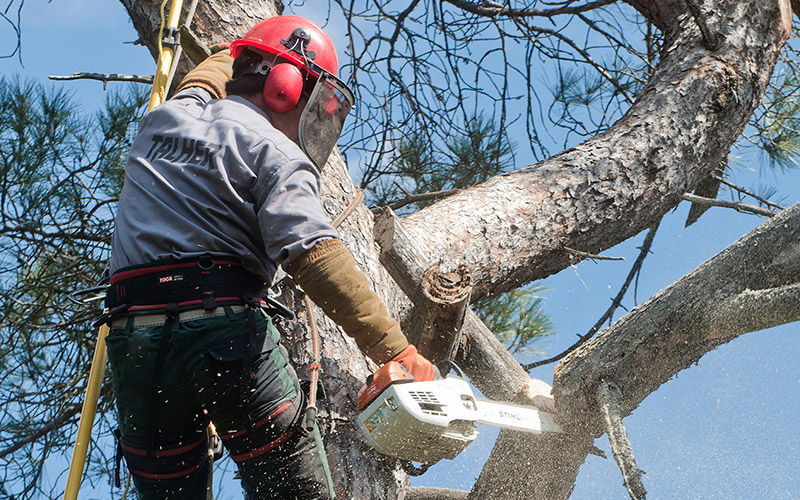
[525,221,660,370]
[681,193,777,217]
[564,247,625,262]
[48,73,153,88]
[597,381,647,500]
[712,175,786,210]
[385,189,462,211]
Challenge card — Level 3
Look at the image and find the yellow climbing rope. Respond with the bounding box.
[148,0,186,110]
[63,324,110,500]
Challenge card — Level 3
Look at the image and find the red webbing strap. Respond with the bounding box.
[303,189,363,430]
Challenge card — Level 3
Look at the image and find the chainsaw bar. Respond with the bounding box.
[474,397,562,434]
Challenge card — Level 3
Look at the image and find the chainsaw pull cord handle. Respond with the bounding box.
[302,189,364,431]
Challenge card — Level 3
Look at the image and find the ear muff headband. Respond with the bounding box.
[262,63,305,113]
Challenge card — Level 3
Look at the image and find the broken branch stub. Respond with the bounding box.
[407,264,473,362]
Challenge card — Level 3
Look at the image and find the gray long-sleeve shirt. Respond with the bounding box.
[110,87,338,283]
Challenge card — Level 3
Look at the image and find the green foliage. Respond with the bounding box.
[473,287,553,354]
[369,113,515,210]
[752,50,800,171]
[0,77,146,499]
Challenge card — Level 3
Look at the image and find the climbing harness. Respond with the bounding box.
[65,2,193,494]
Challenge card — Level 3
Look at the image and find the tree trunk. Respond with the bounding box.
[119,0,795,498]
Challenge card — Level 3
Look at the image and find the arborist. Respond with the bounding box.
[102,15,435,499]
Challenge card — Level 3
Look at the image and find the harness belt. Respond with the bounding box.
[105,254,265,312]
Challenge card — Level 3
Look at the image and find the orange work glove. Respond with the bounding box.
[392,344,435,382]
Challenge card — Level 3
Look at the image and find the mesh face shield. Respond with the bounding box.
[298,72,354,170]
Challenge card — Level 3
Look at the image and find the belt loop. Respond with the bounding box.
[123,315,134,336]
[223,305,236,321]
[202,291,217,311]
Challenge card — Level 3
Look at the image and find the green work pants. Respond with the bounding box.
[106,305,335,499]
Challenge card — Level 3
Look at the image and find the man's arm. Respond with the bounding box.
[287,238,435,380]
[175,47,233,99]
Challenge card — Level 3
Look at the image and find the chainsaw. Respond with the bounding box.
[357,361,562,465]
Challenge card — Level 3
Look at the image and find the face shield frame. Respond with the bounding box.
[296,62,355,170]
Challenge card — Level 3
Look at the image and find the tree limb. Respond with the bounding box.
[400,0,792,302]
[554,201,800,434]
[597,381,646,500]
[48,73,153,86]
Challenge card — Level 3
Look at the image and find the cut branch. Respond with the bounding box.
[407,265,473,362]
[374,206,526,397]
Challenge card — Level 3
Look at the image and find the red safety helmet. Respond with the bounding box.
[230,16,355,170]
[230,15,339,77]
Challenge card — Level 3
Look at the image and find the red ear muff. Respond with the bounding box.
[262,63,304,113]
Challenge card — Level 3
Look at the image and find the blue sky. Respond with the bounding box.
[2,1,799,499]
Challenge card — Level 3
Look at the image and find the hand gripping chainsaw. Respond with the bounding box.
[357,362,563,465]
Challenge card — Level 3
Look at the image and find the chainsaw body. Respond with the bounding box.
[357,362,562,464]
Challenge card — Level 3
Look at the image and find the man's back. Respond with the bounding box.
[110,87,337,282]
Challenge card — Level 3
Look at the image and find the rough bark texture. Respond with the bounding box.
[119,0,796,498]
[400,0,792,304]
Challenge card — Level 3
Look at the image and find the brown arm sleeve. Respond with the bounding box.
[176,48,233,99]
[286,239,409,364]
